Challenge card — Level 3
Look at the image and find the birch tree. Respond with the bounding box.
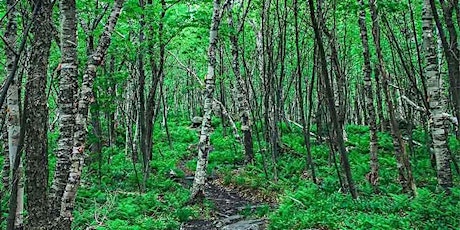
[4,0,24,228]
[423,0,453,191]
[49,0,79,222]
[59,0,125,228]
[369,0,416,195]
[308,0,357,199]
[190,0,226,202]
[358,0,379,192]
[226,0,254,164]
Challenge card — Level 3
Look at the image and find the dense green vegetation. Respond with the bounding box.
[1,0,460,229]
[7,117,451,229]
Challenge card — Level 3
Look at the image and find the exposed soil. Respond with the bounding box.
[177,155,270,230]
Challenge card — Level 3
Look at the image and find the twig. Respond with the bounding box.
[285,195,306,207]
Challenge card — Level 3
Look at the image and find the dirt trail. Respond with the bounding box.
[177,157,269,230]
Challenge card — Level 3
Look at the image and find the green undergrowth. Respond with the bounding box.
[1,118,459,229]
[216,124,460,229]
[73,119,204,229]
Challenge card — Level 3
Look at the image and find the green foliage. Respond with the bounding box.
[72,121,204,229]
[269,185,460,230]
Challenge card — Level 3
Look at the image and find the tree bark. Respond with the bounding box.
[226,1,254,164]
[59,0,125,228]
[24,0,52,228]
[4,0,24,227]
[190,0,226,202]
[49,0,78,222]
[308,0,357,199]
[423,0,453,191]
[369,0,416,195]
[358,0,379,192]
[294,0,317,183]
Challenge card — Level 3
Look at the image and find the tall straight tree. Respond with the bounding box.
[24,0,53,229]
[369,0,416,195]
[423,0,453,191]
[308,0,357,199]
[49,0,78,222]
[59,0,126,228]
[294,0,316,183]
[429,0,460,139]
[357,0,379,192]
[226,0,254,164]
[190,0,226,201]
[4,0,24,228]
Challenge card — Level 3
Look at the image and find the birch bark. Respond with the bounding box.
[190,0,226,201]
[59,0,125,228]
[423,0,453,190]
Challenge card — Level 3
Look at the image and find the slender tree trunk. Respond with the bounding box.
[2,126,9,196]
[49,0,78,222]
[369,0,416,195]
[374,67,386,131]
[294,0,316,183]
[226,1,254,164]
[4,0,24,228]
[430,0,460,139]
[137,0,148,191]
[90,96,103,184]
[190,0,225,202]
[308,0,357,199]
[59,1,125,228]
[358,0,379,192]
[423,0,453,191]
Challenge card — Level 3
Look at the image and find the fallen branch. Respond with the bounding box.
[401,95,427,113]
[285,118,318,139]
[401,136,423,147]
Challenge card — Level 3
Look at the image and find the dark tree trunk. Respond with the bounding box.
[308,0,357,199]
[24,0,52,228]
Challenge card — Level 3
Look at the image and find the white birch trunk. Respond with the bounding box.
[422,0,453,190]
[190,0,225,201]
[59,0,125,228]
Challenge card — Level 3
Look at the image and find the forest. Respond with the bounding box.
[0,0,459,229]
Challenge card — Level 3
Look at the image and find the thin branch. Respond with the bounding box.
[167,50,204,86]
[0,0,20,24]
[0,35,18,56]
[0,1,38,111]
[401,95,427,112]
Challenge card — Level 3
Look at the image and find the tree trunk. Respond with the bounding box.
[294,0,317,183]
[226,1,254,164]
[374,67,386,131]
[358,0,379,192]
[59,0,125,228]
[190,0,225,202]
[49,0,78,222]
[4,0,24,228]
[423,0,453,191]
[369,0,416,195]
[308,0,357,199]
[24,0,52,228]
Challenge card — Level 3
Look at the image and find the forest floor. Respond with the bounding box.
[177,150,271,230]
[5,118,455,229]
